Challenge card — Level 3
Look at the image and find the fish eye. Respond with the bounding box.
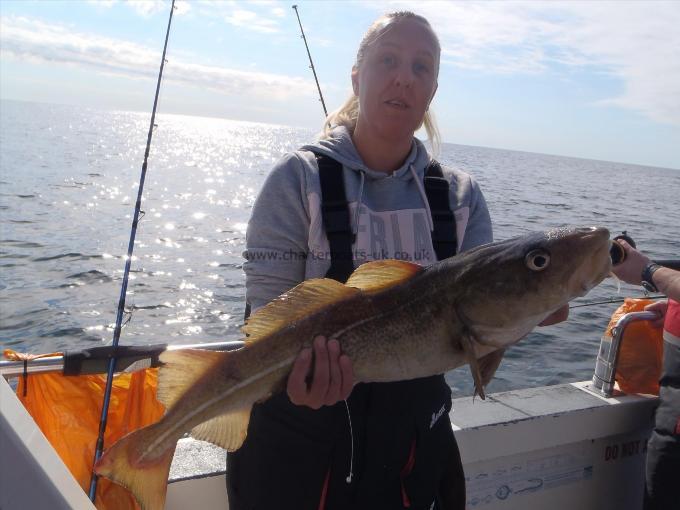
[525,249,550,271]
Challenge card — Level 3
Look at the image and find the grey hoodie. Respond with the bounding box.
[243,126,492,310]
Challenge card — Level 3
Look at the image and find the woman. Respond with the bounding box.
[227,12,491,510]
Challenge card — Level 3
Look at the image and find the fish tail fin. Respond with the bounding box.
[94,423,177,510]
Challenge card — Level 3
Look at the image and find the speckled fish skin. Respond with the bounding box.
[159,226,612,425]
[322,225,613,382]
[95,226,612,510]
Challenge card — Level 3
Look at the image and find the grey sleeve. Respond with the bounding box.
[460,176,493,252]
[243,153,310,311]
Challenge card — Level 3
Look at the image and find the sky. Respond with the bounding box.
[1,0,679,169]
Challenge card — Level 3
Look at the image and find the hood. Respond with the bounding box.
[301,126,433,181]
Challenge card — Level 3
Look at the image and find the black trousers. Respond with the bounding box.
[227,445,466,510]
[645,339,680,510]
[226,379,467,510]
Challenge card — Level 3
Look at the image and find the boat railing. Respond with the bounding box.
[1,310,661,399]
[0,341,245,379]
[591,310,659,398]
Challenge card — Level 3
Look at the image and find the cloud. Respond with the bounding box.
[125,0,166,17]
[373,0,680,126]
[192,0,286,34]
[549,1,680,126]
[86,0,117,8]
[0,16,314,101]
[174,1,192,16]
[86,0,190,17]
[223,9,280,33]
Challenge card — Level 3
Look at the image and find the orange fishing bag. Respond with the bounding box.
[4,350,164,510]
[606,298,664,395]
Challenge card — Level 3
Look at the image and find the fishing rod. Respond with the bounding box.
[610,232,680,270]
[570,239,678,309]
[654,259,680,271]
[292,4,328,117]
[590,233,680,310]
[88,0,177,501]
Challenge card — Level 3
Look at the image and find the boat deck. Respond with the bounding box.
[1,373,657,509]
[164,381,657,509]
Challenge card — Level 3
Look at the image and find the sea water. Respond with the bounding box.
[1,100,678,396]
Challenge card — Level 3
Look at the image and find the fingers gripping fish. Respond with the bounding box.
[94,226,613,509]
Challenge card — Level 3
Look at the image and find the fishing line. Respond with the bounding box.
[569,294,667,309]
[88,0,177,501]
[343,399,354,484]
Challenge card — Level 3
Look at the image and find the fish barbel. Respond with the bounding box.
[95,226,612,509]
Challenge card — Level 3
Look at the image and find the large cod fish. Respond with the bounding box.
[95,226,612,509]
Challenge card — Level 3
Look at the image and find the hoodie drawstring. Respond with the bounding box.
[409,163,434,232]
[352,171,365,236]
[354,165,433,234]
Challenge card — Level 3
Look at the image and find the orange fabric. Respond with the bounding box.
[5,350,165,510]
[399,438,417,508]
[3,349,63,360]
[317,467,331,510]
[665,299,680,338]
[607,298,664,395]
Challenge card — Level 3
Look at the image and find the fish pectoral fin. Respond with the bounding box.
[191,406,252,452]
[243,279,359,343]
[478,348,506,389]
[158,349,231,409]
[459,333,486,400]
[345,259,423,293]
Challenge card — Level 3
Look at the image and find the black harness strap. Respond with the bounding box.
[244,154,356,321]
[314,155,461,509]
[316,154,356,282]
[424,161,458,260]
[243,157,456,320]
[230,156,461,510]
[317,155,458,281]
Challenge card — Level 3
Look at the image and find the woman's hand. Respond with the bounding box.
[645,300,668,329]
[287,336,354,409]
[538,304,569,326]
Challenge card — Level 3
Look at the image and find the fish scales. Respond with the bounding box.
[337,278,464,382]
[94,226,613,510]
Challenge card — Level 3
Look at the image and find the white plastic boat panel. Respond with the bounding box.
[0,376,96,510]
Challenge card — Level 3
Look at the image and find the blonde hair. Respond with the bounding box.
[322,11,442,154]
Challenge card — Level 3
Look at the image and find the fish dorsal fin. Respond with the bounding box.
[243,278,359,343]
[157,349,230,409]
[191,406,253,452]
[345,260,423,294]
